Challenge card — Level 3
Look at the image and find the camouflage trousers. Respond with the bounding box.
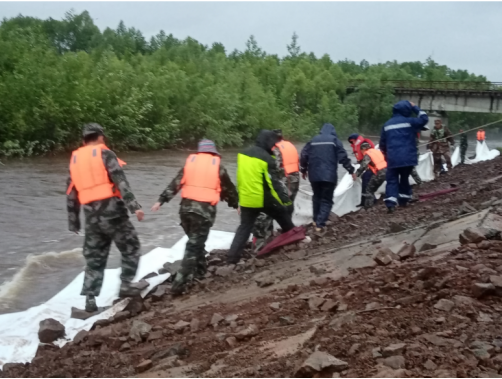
[179,212,211,279]
[410,167,422,185]
[433,150,452,173]
[81,217,140,296]
[252,180,299,252]
[362,169,387,208]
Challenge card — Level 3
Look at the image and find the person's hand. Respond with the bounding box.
[135,209,145,222]
[302,172,307,180]
[409,101,416,107]
[237,206,241,216]
[151,202,161,212]
[351,173,357,181]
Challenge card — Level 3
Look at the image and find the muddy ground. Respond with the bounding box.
[3,159,502,378]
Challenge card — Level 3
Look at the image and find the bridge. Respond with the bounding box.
[346,80,502,114]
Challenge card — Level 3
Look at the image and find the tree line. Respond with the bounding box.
[0,10,497,157]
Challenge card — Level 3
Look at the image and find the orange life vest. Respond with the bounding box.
[364,148,387,174]
[275,140,299,175]
[351,135,375,162]
[67,144,124,204]
[180,153,221,205]
[477,130,485,141]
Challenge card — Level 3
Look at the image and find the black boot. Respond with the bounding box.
[85,294,98,312]
[387,207,395,214]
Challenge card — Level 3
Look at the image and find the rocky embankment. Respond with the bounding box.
[3,159,502,378]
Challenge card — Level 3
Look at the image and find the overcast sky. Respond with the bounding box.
[1,2,500,80]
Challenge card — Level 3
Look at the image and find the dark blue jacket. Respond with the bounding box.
[380,101,429,168]
[300,124,354,183]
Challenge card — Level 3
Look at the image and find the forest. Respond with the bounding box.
[0,10,497,157]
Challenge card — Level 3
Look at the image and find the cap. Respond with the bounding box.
[197,139,220,156]
[82,123,105,137]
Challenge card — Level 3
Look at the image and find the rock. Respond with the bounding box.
[113,311,130,322]
[142,272,158,280]
[423,359,437,371]
[348,343,360,356]
[124,296,144,316]
[296,351,348,376]
[470,340,495,352]
[397,244,416,260]
[374,249,396,266]
[477,312,493,322]
[411,326,422,334]
[136,280,150,291]
[321,300,339,312]
[435,316,446,323]
[421,334,451,347]
[38,318,65,343]
[337,303,348,311]
[151,285,167,302]
[215,333,227,341]
[154,356,179,371]
[374,366,408,378]
[417,266,439,280]
[365,302,381,311]
[382,343,406,357]
[308,296,326,310]
[477,240,492,250]
[472,283,495,298]
[234,324,259,340]
[255,272,274,287]
[490,275,502,289]
[472,264,497,274]
[73,330,88,344]
[330,312,356,329]
[163,260,182,274]
[150,343,187,361]
[129,320,152,342]
[135,360,153,373]
[269,302,281,311]
[279,316,295,325]
[462,228,487,244]
[389,223,406,233]
[215,265,234,277]
[225,314,239,323]
[420,243,437,252]
[456,265,468,272]
[433,299,454,312]
[173,320,190,331]
[434,369,455,377]
[70,307,101,320]
[190,318,200,332]
[372,347,382,358]
[472,348,491,360]
[311,277,329,286]
[383,355,405,370]
[395,294,425,305]
[147,331,163,341]
[158,268,169,275]
[211,313,224,325]
[226,336,237,348]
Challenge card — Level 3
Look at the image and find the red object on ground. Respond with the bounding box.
[256,226,306,257]
[418,187,459,201]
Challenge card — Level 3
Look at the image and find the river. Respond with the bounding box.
[0,136,491,314]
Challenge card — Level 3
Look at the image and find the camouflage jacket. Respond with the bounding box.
[157,161,238,225]
[355,154,373,177]
[429,127,454,153]
[271,145,300,184]
[67,149,141,232]
[460,133,468,148]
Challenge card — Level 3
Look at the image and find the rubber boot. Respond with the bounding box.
[85,294,98,313]
[171,271,193,296]
[387,207,395,214]
[118,282,141,298]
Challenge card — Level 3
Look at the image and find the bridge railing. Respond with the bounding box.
[347,80,502,91]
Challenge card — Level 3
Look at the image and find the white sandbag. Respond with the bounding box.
[414,152,435,182]
[0,231,235,369]
[332,170,362,217]
[451,146,473,167]
[471,141,500,163]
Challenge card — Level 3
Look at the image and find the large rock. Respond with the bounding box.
[234,324,259,340]
[296,351,348,377]
[135,360,153,373]
[129,320,152,342]
[215,265,235,277]
[472,283,495,298]
[124,296,145,316]
[38,318,65,343]
[211,313,224,325]
[383,356,405,370]
[382,343,406,357]
[308,296,326,310]
[433,299,454,312]
[374,249,396,266]
[397,244,416,260]
[70,307,102,320]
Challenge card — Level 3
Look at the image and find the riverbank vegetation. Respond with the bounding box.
[0,11,498,156]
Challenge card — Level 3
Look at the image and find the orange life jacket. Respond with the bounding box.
[180,153,221,205]
[364,148,387,175]
[275,140,299,175]
[477,130,485,141]
[351,136,375,162]
[67,144,124,204]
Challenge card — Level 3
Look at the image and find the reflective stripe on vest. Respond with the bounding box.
[275,140,299,176]
[364,148,387,174]
[181,153,221,205]
[68,144,123,204]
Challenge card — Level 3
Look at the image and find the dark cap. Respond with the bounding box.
[82,123,105,137]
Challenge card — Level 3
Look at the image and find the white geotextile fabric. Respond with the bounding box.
[0,231,235,369]
[450,141,499,168]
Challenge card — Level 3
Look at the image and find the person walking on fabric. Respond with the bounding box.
[151,139,239,295]
[355,142,387,209]
[300,123,356,231]
[429,119,454,176]
[227,130,295,264]
[66,123,145,312]
[252,129,300,252]
[380,101,429,214]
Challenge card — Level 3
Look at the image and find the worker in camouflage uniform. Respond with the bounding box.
[151,140,238,295]
[67,123,144,313]
[429,119,455,175]
[410,133,422,185]
[251,129,300,251]
[460,129,468,164]
[355,142,387,208]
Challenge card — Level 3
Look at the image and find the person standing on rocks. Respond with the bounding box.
[300,123,356,231]
[429,119,454,176]
[355,142,387,209]
[227,130,295,264]
[460,129,468,164]
[67,123,145,312]
[251,129,300,252]
[380,101,429,214]
[151,139,239,295]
